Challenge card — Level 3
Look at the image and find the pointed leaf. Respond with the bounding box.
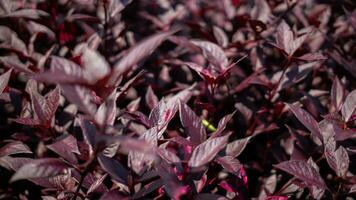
[341,90,356,122]
[191,40,228,69]
[10,158,68,182]
[179,101,206,144]
[188,135,229,167]
[0,68,12,94]
[213,26,228,48]
[210,110,236,138]
[331,77,345,112]
[47,135,79,164]
[98,154,128,185]
[225,136,252,158]
[194,193,229,200]
[215,156,242,175]
[2,9,49,19]
[145,85,159,110]
[61,85,96,116]
[0,141,31,157]
[109,31,175,85]
[288,104,323,142]
[274,160,326,188]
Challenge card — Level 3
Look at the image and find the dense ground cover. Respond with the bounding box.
[0,0,355,199]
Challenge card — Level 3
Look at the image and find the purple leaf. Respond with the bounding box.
[179,101,206,144]
[210,110,236,138]
[288,104,323,142]
[225,136,252,158]
[128,126,159,175]
[10,158,68,182]
[34,56,87,84]
[212,26,228,48]
[133,179,163,199]
[145,85,159,110]
[74,45,110,82]
[274,160,326,188]
[341,90,356,122]
[184,62,215,81]
[307,158,325,199]
[265,196,289,200]
[234,69,267,93]
[0,141,32,157]
[26,21,56,41]
[275,21,309,56]
[0,26,28,55]
[156,165,189,199]
[0,68,12,94]
[188,135,229,167]
[194,193,229,200]
[116,70,145,99]
[61,85,97,116]
[95,89,118,126]
[331,77,345,112]
[157,147,181,164]
[325,143,349,177]
[109,30,175,86]
[31,86,60,126]
[191,40,228,69]
[1,9,49,19]
[0,156,33,171]
[47,134,79,164]
[100,190,129,200]
[86,174,108,194]
[12,118,40,126]
[78,117,97,154]
[98,154,128,185]
[215,156,242,175]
